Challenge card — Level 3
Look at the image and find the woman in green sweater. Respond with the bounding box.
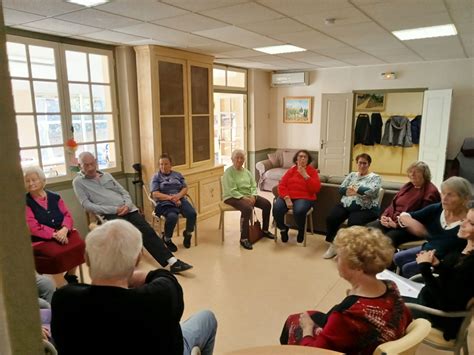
[223,149,275,250]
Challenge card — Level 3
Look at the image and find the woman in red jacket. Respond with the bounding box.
[273,150,321,243]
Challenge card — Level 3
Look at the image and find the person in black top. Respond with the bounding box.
[51,219,217,355]
[404,202,474,340]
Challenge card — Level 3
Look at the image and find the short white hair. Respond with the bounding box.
[23,166,46,182]
[78,151,96,164]
[231,149,246,160]
[86,220,143,280]
[441,176,472,201]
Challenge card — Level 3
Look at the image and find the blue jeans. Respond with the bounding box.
[181,310,217,355]
[273,198,313,233]
[393,246,422,278]
[164,198,197,239]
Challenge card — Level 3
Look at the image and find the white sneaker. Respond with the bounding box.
[323,244,337,259]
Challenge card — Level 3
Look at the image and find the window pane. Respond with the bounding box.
[227,70,246,88]
[95,114,114,141]
[89,54,109,83]
[20,148,39,169]
[66,51,88,82]
[97,142,116,169]
[213,68,225,86]
[29,45,56,80]
[7,42,28,77]
[37,115,63,146]
[40,147,66,177]
[73,115,94,143]
[16,115,37,147]
[92,85,112,112]
[33,81,60,113]
[12,79,33,112]
[75,144,95,158]
[69,83,91,112]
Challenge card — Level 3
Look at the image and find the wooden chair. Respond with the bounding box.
[372,318,431,355]
[142,185,198,246]
[273,206,314,247]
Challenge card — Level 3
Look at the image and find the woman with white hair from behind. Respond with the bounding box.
[222,149,275,250]
[51,219,217,355]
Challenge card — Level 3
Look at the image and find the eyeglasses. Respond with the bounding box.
[357,161,369,165]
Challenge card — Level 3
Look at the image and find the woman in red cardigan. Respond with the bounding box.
[367,161,440,247]
[273,149,321,243]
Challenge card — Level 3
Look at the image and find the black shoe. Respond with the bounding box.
[240,239,253,250]
[64,273,78,284]
[262,230,276,239]
[163,237,178,252]
[297,231,304,243]
[183,231,192,249]
[170,260,193,274]
[280,229,289,243]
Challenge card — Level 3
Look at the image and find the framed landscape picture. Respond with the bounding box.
[355,93,386,111]
[283,96,313,124]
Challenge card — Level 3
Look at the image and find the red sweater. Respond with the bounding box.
[299,281,412,355]
[278,165,321,200]
[382,181,440,220]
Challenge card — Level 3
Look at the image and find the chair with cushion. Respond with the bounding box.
[191,346,201,355]
[406,300,474,355]
[142,185,198,246]
[271,185,314,247]
[372,318,431,355]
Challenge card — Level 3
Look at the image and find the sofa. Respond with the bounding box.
[272,175,404,234]
[256,149,318,191]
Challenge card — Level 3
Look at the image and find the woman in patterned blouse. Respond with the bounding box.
[323,153,382,259]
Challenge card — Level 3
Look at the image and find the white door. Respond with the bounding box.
[419,89,453,188]
[319,93,354,176]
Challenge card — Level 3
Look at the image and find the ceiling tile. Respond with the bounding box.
[256,0,353,16]
[22,18,101,35]
[405,37,467,60]
[298,6,371,31]
[152,13,228,32]
[380,53,427,63]
[215,57,282,69]
[216,48,266,58]
[240,18,310,36]
[194,26,282,48]
[162,0,249,13]
[200,2,282,25]
[333,52,386,65]
[81,30,147,44]
[188,42,244,55]
[2,0,81,16]
[96,0,189,21]
[356,0,447,18]
[272,30,347,50]
[57,8,141,30]
[12,25,64,37]
[115,23,186,42]
[3,8,44,26]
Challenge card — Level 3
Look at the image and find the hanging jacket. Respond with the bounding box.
[381,115,413,147]
[354,114,372,145]
[370,113,383,144]
[411,115,422,144]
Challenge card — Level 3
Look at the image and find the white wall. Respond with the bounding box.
[261,58,474,158]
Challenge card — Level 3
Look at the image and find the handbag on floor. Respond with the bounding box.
[248,210,264,244]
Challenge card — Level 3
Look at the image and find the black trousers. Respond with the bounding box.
[325,203,378,242]
[103,211,173,267]
[366,219,419,247]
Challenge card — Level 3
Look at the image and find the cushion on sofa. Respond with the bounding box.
[267,153,280,166]
[265,167,288,181]
[382,181,405,191]
[327,176,346,185]
[319,175,329,183]
[282,151,295,168]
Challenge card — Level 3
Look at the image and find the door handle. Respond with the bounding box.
[320,140,325,149]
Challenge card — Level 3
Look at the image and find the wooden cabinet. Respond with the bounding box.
[134,45,223,221]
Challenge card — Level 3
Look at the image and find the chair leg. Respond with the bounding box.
[309,213,314,235]
[194,222,198,246]
[303,215,308,247]
[78,264,85,283]
[221,212,225,243]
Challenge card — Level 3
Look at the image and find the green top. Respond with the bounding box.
[222,166,257,201]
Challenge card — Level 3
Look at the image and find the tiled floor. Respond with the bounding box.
[79,192,473,354]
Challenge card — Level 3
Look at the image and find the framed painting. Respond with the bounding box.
[355,93,386,111]
[283,96,313,124]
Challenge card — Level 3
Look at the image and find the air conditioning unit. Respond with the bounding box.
[271,71,309,87]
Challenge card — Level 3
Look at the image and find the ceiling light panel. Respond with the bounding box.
[254,45,307,54]
[392,24,457,40]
